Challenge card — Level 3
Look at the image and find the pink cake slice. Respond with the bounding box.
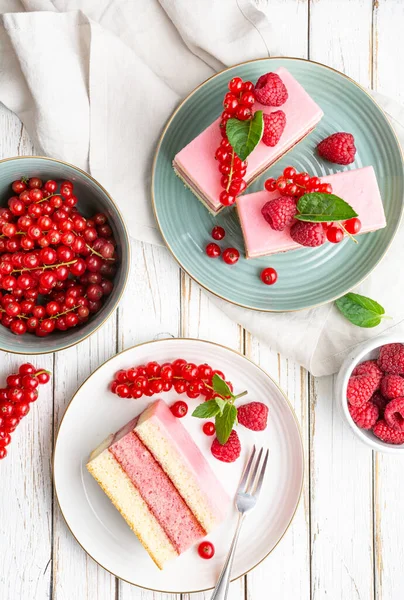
[109,427,205,554]
[135,399,230,532]
[236,166,386,258]
[87,400,230,569]
[173,67,323,214]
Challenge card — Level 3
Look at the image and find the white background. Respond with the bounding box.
[1,1,404,599]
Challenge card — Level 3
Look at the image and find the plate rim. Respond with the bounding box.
[151,56,404,313]
[53,337,304,593]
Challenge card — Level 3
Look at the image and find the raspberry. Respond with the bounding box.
[237,401,268,431]
[371,391,389,416]
[317,132,356,165]
[290,221,325,247]
[380,375,404,400]
[211,430,241,463]
[384,397,404,432]
[378,343,404,375]
[373,419,404,445]
[347,366,381,407]
[348,401,379,430]
[261,196,297,231]
[262,111,286,147]
[352,360,383,386]
[254,72,288,106]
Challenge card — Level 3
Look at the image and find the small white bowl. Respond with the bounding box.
[335,333,404,454]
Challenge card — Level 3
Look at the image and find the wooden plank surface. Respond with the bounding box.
[1,2,404,599]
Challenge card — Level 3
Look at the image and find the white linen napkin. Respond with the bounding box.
[0,0,403,376]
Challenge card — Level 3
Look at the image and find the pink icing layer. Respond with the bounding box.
[109,431,205,554]
[174,67,323,212]
[138,400,230,522]
[236,166,386,258]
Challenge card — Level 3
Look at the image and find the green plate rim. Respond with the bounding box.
[152,56,404,313]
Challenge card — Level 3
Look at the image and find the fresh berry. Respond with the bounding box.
[283,166,296,180]
[262,111,286,147]
[202,422,215,436]
[344,218,361,234]
[353,360,383,384]
[211,226,225,241]
[211,430,241,463]
[373,419,404,444]
[261,196,297,231]
[317,132,356,165]
[260,267,278,285]
[347,371,382,407]
[384,397,404,432]
[170,400,188,418]
[370,391,389,416]
[222,247,240,265]
[182,363,198,381]
[264,178,277,192]
[378,343,404,375]
[206,243,221,258]
[348,401,379,429]
[380,375,404,400]
[198,541,215,559]
[326,226,344,244]
[290,221,326,247]
[237,401,268,431]
[254,72,288,106]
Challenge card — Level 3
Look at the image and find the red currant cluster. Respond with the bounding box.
[264,166,333,199]
[205,226,240,265]
[110,359,232,401]
[0,177,117,336]
[215,77,255,206]
[0,363,51,459]
[322,217,362,243]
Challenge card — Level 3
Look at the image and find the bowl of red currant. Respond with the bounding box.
[0,156,130,354]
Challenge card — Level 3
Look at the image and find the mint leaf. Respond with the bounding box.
[214,397,227,415]
[335,293,386,328]
[226,111,264,161]
[192,400,221,419]
[215,403,237,444]
[296,193,358,223]
[212,374,234,399]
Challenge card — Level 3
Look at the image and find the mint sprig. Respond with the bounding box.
[295,192,358,223]
[191,374,247,444]
[335,293,389,328]
[226,111,264,161]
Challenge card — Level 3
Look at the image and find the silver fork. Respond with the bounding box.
[210,445,269,600]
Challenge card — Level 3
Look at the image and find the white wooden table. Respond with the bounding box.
[1,2,404,599]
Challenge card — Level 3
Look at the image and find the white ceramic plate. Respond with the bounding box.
[54,339,303,593]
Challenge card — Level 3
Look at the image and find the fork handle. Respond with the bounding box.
[210,514,245,600]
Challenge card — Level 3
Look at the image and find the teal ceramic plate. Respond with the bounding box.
[152,58,404,312]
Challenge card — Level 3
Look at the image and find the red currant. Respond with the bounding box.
[170,400,188,418]
[222,247,240,265]
[172,359,187,375]
[235,105,252,121]
[206,243,221,258]
[202,422,215,436]
[343,217,361,234]
[276,177,287,191]
[319,183,333,194]
[160,363,174,381]
[228,77,243,94]
[283,166,297,180]
[116,384,130,398]
[219,191,236,206]
[212,226,225,241]
[174,379,187,394]
[182,363,198,381]
[198,363,213,379]
[198,541,215,559]
[327,226,344,243]
[261,267,278,285]
[264,178,277,192]
[0,431,11,447]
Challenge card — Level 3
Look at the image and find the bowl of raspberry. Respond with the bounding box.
[0,156,130,354]
[336,334,404,453]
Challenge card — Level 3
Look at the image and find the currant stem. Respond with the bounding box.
[34,369,52,377]
[11,258,78,274]
[226,150,235,193]
[85,243,115,261]
[339,223,358,244]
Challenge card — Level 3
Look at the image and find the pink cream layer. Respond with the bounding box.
[109,431,205,554]
[138,400,230,522]
[236,166,386,258]
[173,67,323,213]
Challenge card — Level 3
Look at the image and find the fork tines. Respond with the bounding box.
[238,445,269,498]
